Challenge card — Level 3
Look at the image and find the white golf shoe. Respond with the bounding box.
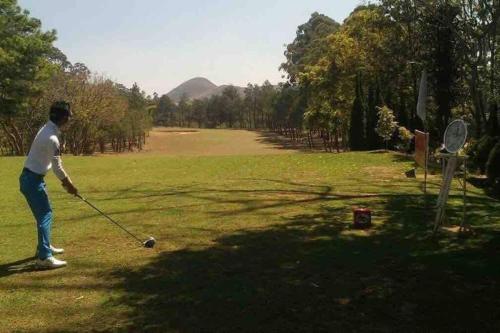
[50,245,64,255]
[35,245,64,258]
[36,256,67,269]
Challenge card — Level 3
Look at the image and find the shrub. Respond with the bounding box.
[486,142,500,195]
[468,135,499,174]
[397,126,413,153]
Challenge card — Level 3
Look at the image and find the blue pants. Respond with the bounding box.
[20,169,53,260]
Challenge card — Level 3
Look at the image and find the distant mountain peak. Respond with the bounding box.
[184,77,216,84]
[166,77,244,103]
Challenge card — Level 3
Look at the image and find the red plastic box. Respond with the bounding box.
[353,208,372,229]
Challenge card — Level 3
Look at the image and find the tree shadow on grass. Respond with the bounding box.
[254,131,326,153]
[93,188,500,332]
[390,152,414,163]
[72,178,497,236]
[155,129,200,133]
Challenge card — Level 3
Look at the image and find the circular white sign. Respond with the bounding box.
[444,119,468,153]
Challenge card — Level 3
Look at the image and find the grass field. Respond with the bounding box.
[1,129,499,332]
[137,128,301,156]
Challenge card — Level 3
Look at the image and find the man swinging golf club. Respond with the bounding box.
[20,101,78,269]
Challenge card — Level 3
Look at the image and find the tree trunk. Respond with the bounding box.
[1,119,24,155]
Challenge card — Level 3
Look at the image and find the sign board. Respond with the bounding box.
[415,130,429,168]
[414,130,429,193]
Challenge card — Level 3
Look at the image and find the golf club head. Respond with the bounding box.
[143,237,156,248]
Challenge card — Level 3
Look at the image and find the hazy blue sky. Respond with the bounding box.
[18,0,363,95]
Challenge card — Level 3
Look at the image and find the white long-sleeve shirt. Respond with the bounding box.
[24,121,69,180]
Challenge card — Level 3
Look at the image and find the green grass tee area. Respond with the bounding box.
[1,129,499,332]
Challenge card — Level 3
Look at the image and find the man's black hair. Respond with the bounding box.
[49,101,71,124]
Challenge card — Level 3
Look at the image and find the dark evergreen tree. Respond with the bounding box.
[488,102,499,136]
[349,73,366,150]
[397,93,409,129]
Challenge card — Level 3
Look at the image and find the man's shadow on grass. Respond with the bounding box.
[85,184,500,332]
[0,257,38,278]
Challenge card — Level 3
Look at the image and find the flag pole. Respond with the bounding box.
[417,69,428,195]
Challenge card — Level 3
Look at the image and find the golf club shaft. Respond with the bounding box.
[76,194,143,244]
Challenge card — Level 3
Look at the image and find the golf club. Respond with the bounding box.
[75,194,156,248]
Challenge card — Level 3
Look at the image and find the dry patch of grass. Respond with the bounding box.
[138,127,300,156]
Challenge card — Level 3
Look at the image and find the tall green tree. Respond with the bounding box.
[154,95,176,126]
[422,1,461,137]
[0,0,58,155]
[190,98,207,128]
[280,12,340,84]
[366,84,384,149]
[376,106,398,150]
[221,86,241,128]
[177,94,190,127]
[244,84,260,128]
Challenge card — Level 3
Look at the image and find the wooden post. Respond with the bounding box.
[460,158,468,232]
[424,132,428,195]
[434,154,458,234]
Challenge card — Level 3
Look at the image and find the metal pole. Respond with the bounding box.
[424,132,428,195]
[460,158,467,231]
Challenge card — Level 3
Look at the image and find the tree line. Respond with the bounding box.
[278,1,497,149]
[154,82,275,128]
[152,1,499,191]
[0,0,152,156]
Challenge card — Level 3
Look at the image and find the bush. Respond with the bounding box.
[486,142,500,195]
[396,126,413,153]
[468,135,499,174]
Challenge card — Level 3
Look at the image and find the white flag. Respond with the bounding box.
[416,69,427,122]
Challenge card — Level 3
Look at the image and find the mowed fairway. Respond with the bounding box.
[138,128,300,156]
[1,129,500,332]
